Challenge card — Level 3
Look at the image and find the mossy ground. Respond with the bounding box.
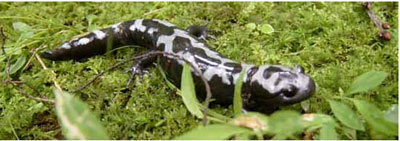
[0,2,398,139]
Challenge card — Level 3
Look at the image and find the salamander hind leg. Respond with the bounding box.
[125,51,158,87]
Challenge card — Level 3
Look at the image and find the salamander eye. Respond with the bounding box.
[282,85,297,98]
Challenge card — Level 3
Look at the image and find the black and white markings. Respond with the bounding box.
[250,65,312,98]
[129,19,147,32]
[41,19,316,111]
[76,37,92,46]
[93,30,106,39]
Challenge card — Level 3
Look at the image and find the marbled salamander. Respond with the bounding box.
[41,19,315,113]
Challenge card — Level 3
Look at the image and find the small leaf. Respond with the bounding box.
[328,100,365,131]
[233,69,246,116]
[13,22,34,39]
[348,71,388,95]
[384,104,398,124]
[319,122,338,140]
[175,124,251,140]
[54,89,109,139]
[301,100,311,112]
[245,23,257,31]
[181,63,203,118]
[21,32,34,40]
[156,59,177,90]
[87,14,97,25]
[8,56,26,74]
[12,22,32,32]
[87,14,98,32]
[353,100,398,136]
[258,24,274,34]
[269,111,303,139]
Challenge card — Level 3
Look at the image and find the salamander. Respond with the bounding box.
[40,19,316,113]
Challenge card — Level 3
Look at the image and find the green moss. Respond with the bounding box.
[0,2,397,139]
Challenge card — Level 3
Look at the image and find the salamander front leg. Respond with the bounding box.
[186,22,216,40]
[125,52,158,87]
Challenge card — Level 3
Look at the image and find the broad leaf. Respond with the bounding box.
[384,104,398,124]
[301,114,338,139]
[258,24,274,34]
[8,56,26,74]
[328,100,364,131]
[54,89,109,139]
[12,22,34,39]
[353,100,397,136]
[319,122,338,140]
[269,111,302,139]
[181,63,203,118]
[233,69,246,116]
[12,22,32,32]
[348,71,388,95]
[245,23,257,31]
[175,124,251,140]
[342,126,357,140]
[302,114,334,129]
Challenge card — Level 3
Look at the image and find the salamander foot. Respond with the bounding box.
[125,63,149,87]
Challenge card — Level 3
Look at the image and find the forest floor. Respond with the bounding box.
[0,2,398,139]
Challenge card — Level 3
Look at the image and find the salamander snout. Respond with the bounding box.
[281,76,315,105]
[249,65,316,106]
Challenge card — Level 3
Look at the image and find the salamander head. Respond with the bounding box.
[248,65,315,106]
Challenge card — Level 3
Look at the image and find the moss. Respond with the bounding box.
[0,2,397,139]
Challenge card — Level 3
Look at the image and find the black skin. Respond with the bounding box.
[41,20,315,114]
[132,25,278,113]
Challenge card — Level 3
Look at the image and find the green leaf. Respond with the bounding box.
[54,89,109,140]
[175,124,251,140]
[181,63,203,118]
[342,126,357,140]
[13,22,34,39]
[319,122,338,140]
[8,56,26,74]
[233,69,246,117]
[258,24,274,34]
[384,104,398,124]
[269,111,303,139]
[328,100,365,131]
[231,112,269,131]
[156,59,178,90]
[301,100,311,112]
[353,100,397,136]
[12,22,32,32]
[245,23,257,31]
[348,71,388,95]
[105,28,113,58]
[87,14,98,32]
[302,114,334,129]
[301,114,338,139]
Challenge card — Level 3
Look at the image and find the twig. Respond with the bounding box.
[35,53,62,90]
[22,45,47,71]
[13,81,55,103]
[363,2,391,41]
[74,51,213,125]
